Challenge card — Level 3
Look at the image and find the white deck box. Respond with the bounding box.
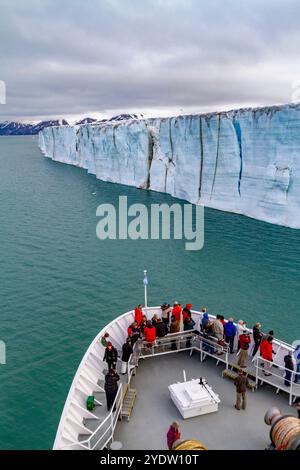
[168,378,220,419]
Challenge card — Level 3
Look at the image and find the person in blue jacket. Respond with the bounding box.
[224,317,237,354]
[201,310,209,332]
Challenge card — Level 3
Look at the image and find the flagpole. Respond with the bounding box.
[143,270,148,308]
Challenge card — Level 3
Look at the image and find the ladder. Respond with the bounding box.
[121,384,137,421]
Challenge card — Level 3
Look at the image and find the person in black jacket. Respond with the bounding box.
[103,342,118,371]
[104,369,120,411]
[284,351,294,386]
[252,323,263,357]
[156,318,168,338]
[121,338,133,375]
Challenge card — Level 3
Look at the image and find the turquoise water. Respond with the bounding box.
[0,136,299,449]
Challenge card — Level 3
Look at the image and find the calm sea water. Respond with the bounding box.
[0,135,299,449]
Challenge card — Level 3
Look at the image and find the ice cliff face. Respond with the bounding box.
[39,104,300,228]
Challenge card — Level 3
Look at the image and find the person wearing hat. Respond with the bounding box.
[237,330,251,368]
[234,369,249,410]
[103,342,118,371]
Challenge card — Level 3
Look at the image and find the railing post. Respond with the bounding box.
[255,357,259,387]
[200,337,203,362]
[110,411,114,441]
[289,371,294,406]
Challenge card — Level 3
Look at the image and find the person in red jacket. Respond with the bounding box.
[172,302,182,332]
[143,321,156,346]
[260,336,273,376]
[134,304,143,326]
[237,330,251,368]
[127,322,140,345]
[182,303,192,322]
[167,421,181,450]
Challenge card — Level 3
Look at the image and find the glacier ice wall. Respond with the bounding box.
[39,103,300,228]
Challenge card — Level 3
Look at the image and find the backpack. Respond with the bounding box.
[86,395,95,411]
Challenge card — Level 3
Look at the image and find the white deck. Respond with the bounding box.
[53,307,300,450]
[113,352,294,450]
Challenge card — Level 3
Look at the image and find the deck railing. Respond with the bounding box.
[254,356,300,405]
[130,331,300,407]
[59,383,123,450]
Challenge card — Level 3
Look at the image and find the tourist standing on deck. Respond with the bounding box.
[156,318,168,338]
[103,342,118,371]
[100,332,110,348]
[182,304,192,322]
[213,315,225,354]
[139,315,147,334]
[212,315,224,341]
[203,319,215,354]
[184,315,195,348]
[121,338,133,375]
[234,369,249,410]
[252,323,263,357]
[172,302,182,333]
[167,421,181,450]
[201,310,209,332]
[238,330,251,368]
[161,303,171,328]
[184,316,195,331]
[104,369,120,411]
[127,322,140,345]
[170,316,178,350]
[224,318,237,354]
[237,320,246,351]
[260,336,273,376]
[134,304,143,326]
[143,321,156,346]
[283,351,294,386]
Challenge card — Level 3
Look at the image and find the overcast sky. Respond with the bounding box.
[1,0,300,122]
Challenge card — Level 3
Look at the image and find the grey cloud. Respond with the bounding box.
[0,0,300,121]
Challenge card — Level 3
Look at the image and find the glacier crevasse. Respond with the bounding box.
[39,103,300,228]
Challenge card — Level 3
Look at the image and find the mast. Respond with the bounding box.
[143,270,148,308]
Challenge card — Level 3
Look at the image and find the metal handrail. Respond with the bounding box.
[254,356,300,405]
[77,383,123,450]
